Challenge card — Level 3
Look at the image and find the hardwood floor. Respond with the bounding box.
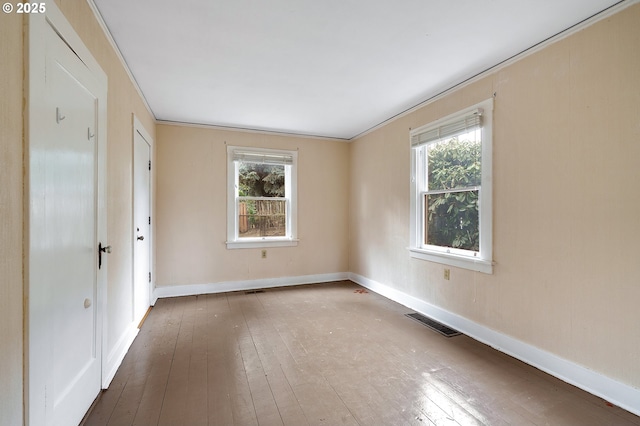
[83,281,640,426]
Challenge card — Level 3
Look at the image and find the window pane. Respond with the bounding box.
[238,162,285,197]
[427,130,481,191]
[238,199,286,238]
[425,190,479,251]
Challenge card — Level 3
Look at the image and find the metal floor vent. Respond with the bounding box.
[245,289,265,294]
[405,313,461,337]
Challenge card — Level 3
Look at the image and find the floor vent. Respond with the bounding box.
[405,313,461,337]
[245,289,265,294]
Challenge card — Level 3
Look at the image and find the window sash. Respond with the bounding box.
[422,189,480,253]
[235,165,291,239]
[237,197,289,239]
[419,125,482,254]
[237,196,287,201]
[423,186,480,196]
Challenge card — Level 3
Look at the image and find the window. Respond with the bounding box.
[227,146,298,249]
[409,99,493,273]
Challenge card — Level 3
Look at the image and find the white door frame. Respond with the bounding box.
[26,4,108,424]
[132,115,155,319]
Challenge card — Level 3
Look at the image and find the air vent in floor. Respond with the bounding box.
[245,289,265,294]
[405,313,461,337]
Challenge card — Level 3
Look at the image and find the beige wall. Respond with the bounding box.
[349,4,640,388]
[156,125,349,287]
[0,12,25,426]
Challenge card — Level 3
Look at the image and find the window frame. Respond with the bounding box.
[226,145,298,249]
[409,99,493,274]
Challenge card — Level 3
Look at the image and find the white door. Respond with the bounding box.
[29,22,105,426]
[133,129,151,325]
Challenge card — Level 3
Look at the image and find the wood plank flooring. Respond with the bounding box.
[82,281,640,426]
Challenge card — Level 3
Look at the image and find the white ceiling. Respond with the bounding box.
[93,0,623,140]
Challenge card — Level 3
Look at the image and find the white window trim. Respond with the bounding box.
[409,98,493,274]
[226,145,298,249]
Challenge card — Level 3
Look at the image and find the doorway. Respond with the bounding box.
[133,117,153,326]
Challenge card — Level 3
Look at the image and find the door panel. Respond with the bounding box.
[32,23,102,426]
[49,56,98,412]
[133,130,151,325]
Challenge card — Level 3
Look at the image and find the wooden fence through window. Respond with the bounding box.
[238,199,286,237]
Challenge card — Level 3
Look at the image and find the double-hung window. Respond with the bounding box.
[409,99,493,273]
[227,146,298,249]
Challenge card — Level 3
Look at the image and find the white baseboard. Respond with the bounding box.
[349,272,640,417]
[102,322,139,389]
[154,272,349,300]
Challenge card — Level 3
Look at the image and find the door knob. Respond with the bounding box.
[137,235,144,241]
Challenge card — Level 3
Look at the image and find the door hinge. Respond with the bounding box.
[148,160,151,171]
[148,216,151,225]
[148,272,151,283]
[56,107,66,123]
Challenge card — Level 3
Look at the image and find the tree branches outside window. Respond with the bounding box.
[238,163,285,197]
[426,136,481,251]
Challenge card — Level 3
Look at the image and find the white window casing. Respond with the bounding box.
[226,145,298,249]
[409,98,493,274]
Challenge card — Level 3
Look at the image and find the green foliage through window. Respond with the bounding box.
[426,135,481,251]
[238,163,285,197]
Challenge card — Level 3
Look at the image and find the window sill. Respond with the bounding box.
[226,238,299,249]
[409,247,493,274]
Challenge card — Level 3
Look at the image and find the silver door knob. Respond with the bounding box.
[84,298,92,309]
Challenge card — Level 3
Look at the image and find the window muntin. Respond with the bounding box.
[227,146,297,248]
[410,99,493,273]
